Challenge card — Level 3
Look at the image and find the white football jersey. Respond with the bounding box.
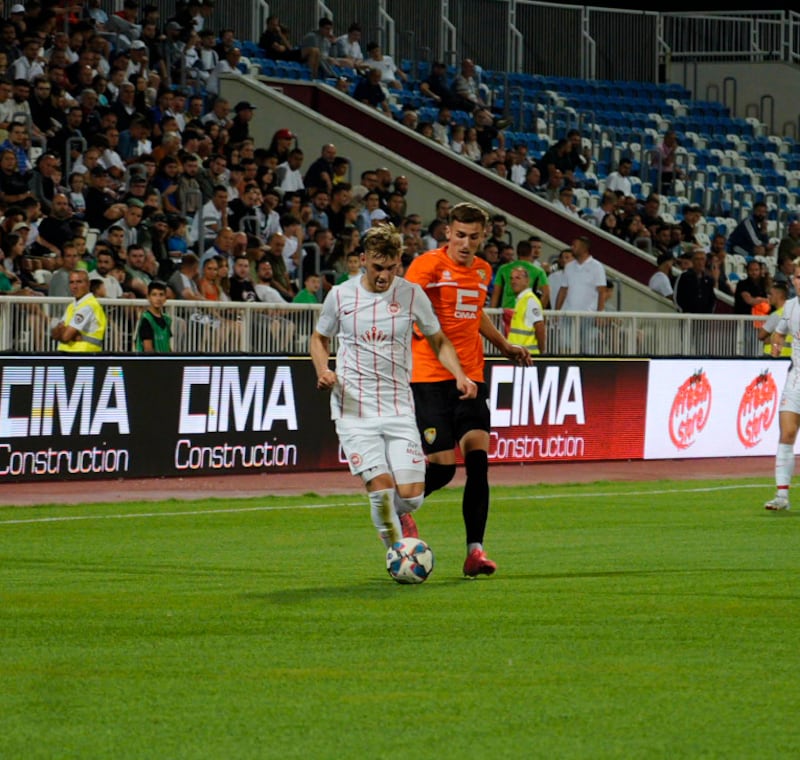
[316,275,441,419]
[776,296,800,365]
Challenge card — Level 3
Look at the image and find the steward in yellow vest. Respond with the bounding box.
[507,265,545,355]
[51,269,107,352]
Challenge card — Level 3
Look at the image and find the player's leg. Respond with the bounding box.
[454,383,496,577]
[385,416,426,538]
[766,409,800,510]
[335,418,402,546]
[411,381,457,496]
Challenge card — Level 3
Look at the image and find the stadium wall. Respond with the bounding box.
[0,356,786,483]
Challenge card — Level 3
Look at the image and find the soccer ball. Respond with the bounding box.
[386,537,435,584]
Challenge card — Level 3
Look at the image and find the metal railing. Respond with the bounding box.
[0,295,771,358]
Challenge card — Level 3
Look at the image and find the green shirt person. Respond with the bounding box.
[134,280,173,353]
[293,273,323,304]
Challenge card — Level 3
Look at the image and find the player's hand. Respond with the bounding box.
[316,369,337,390]
[457,377,478,400]
[507,344,532,367]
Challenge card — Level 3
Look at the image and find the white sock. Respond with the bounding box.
[467,542,483,554]
[369,489,401,548]
[775,443,794,495]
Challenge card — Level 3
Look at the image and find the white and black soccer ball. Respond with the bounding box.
[386,537,435,584]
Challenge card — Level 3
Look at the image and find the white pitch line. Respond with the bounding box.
[0,483,767,527]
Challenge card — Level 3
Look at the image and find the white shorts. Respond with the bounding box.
[335,415,425,484]
[780,367,800,414]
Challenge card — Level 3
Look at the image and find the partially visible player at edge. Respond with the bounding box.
[310,224,477,560]
[404,202,532,577]
[764,262,800,511]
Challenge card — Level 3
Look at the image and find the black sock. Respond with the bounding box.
[424,462,456,496]
[463,450,489,545]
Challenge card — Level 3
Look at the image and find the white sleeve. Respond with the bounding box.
[776,299,797,335]
[315,286,341,338]
[525,295,544,325]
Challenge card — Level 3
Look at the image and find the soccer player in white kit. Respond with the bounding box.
[310,225,477,552]
[765,263,800,510]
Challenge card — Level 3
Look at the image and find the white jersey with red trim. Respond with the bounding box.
[315,274,441,419]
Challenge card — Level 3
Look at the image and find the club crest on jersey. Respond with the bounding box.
[387,301,401,315]
[477,269,486,280]
[443,270,453,279]
[423,427,437,445]
[350,453,362,467]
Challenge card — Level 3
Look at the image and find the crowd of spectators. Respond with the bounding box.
[1,4,797,354]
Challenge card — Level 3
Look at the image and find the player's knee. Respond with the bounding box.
[396,494,424,514]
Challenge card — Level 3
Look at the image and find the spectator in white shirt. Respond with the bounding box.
[605,157,633,197]
[276,148,306,194]
[648,252,675,298]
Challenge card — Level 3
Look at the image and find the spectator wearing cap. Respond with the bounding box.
[369,207,389,227]
[267,127,295,164]
[126,39,150,80]
[161,20,187,82]
[229,101,256,145]
[206,45,242,97]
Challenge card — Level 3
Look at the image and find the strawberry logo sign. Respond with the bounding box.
[669,370,712,449]
[737,371,778,448]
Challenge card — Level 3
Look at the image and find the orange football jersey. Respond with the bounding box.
[404,246,492,383]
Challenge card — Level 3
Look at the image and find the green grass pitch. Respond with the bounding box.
[1,478,797,759]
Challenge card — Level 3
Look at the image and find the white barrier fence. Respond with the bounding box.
[0,295,769,357]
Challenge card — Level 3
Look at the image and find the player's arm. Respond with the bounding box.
[771,331,787,357]
[479,311,532,366]
[425,330,477,399]
[310,331,337,389]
